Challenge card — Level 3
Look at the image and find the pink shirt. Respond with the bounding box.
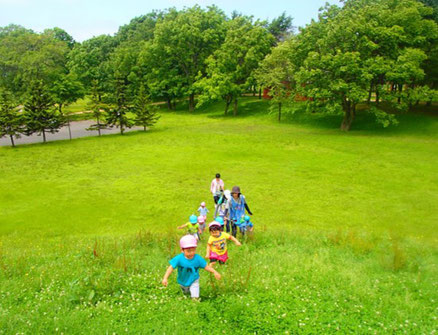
[210,178,224,195]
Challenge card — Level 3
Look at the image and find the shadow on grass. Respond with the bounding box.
[279,102,438,137]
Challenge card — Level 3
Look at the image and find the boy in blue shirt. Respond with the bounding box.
[162,235,221,299]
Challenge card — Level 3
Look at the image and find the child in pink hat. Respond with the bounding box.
[162,235,221,299]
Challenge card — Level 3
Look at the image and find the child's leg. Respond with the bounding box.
[225,221,230,233]
[189,279,200,298]
[180,285,190,295]
[231,221,237,237]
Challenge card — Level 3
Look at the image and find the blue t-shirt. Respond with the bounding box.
[169,253,207,287]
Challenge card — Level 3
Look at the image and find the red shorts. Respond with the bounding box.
[209,251,228,263]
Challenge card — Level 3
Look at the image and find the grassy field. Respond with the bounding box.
[0,98,437,334]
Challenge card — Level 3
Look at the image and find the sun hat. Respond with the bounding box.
[209,222,221,229]
[197,216,205,223]
[201,201,206,207]
[214,217,224,225]
[180,235,198,249]
[189,214,198,224]
[244,215,250,221]
[231,186,241,194]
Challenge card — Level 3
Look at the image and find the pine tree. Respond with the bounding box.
[23,81,64,143]
[86,80,108,136]
[106,77,134,135]
[0,90,23,147]
[133,85,160,131]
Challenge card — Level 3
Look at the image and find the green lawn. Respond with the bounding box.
[0,98,437,334]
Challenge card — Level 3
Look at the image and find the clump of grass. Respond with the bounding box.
[327,229,376,255]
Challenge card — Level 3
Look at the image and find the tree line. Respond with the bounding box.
[0,0,437,147]
[257,0,438,130]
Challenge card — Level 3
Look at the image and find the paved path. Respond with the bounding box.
[0,120,144,147]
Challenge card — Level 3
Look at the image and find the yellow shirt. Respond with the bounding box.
[208,232,231,255]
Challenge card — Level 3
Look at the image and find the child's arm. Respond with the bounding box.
[177,223,187,229]
[205,243,211,258]
[229,235,242,246]
[162,265,174,287]
[204,264,221,281]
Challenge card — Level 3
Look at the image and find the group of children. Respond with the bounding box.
[162,186,255,299]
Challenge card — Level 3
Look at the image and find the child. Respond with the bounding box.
[197,202,209,221]
[215,201,228,227]
[237,215,254,235]
[178,215,201,240]
[162,235,221,299]
[198,215,206,235]
[205,222,241,266]
[214,216,225,231]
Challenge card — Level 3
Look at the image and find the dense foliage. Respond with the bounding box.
[0,0,437,144]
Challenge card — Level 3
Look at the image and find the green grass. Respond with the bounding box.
[0,97,437,334]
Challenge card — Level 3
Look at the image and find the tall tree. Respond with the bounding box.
[0,26,69,98]
[138,41,184,110]
[197,16,274,115]
[105,77,134,135]
[133,84,160,131]
[86,80,108,136]
[153,6,226,111]
[115,12,162,43]
[24,81,64,143]
[67,34,117,96]
[290,0,438,130]
[256,40,295,121]
[267,12,294,44]
[50,74,84,140]
[0,89,23,147]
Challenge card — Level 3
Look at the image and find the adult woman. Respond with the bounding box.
[224,186,253,237]
[210,173,224,204]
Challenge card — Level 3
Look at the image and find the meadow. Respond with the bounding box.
[0,98,437,334]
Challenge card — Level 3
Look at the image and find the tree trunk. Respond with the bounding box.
[67,119,72,140]
[42,130,46,143]
[167,97,172,110]
[278,102,282,122]
[10,135,15,147]
[97,115,101,136]
[233,98,238,116]
[189,93,195,112]
[367,82,373,104]
[225,96,231,115]
[376,87,380,105]
[397,84,402,104]
[340,100,354,131]
[258,88,262,99]
[144,126,147,131]
[253,86,256,96]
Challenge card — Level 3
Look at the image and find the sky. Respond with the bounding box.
[0,0,342,42]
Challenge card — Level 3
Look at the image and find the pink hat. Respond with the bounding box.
[209,222,221,229]
[179,235,197,249]
[197,216,205,223]
[201,202,206,207]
